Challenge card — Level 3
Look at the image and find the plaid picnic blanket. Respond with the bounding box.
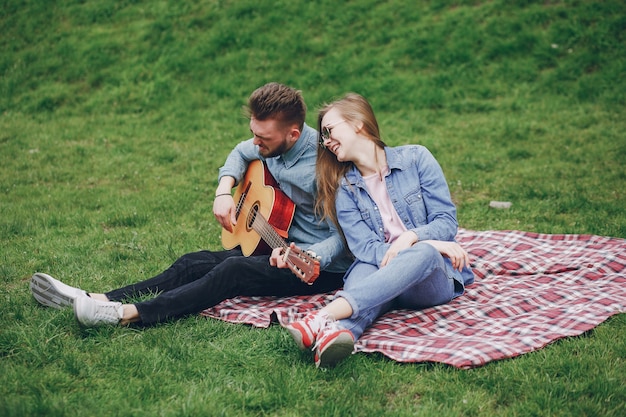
[201,229,626,368]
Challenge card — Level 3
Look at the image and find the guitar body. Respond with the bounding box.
[221,160,296,256]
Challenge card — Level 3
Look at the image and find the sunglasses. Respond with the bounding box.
[319,120,347,148]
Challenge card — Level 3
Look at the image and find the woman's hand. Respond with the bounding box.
[381,231,418,267]
[422,240,470,271]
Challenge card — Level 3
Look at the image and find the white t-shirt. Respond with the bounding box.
[362,169,407,243]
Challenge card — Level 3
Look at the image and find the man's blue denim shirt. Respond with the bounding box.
[218,124,352,274]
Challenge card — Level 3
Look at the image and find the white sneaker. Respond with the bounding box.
[74,295,123,327]
[30,272,87,309]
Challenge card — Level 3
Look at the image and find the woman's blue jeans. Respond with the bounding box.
[335,242,456,340]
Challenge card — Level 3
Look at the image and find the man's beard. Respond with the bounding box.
[259,140,289,158]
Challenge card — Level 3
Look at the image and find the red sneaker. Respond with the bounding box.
[314,323,354,368]
[284,312,331,350]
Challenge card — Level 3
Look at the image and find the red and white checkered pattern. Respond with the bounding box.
[201,229,626,368]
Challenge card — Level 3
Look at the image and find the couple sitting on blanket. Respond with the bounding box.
[30,82,474,368]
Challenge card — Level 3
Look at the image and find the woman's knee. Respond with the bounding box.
[398,271,454,309]
[409,242,440,259]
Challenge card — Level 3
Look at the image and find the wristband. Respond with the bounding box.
[215,193,232,198]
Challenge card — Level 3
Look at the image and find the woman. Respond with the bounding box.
[284,93,475,368]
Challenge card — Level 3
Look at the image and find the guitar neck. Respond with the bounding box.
[247,205,319,284]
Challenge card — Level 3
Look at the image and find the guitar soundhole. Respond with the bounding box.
[246,202,260,231]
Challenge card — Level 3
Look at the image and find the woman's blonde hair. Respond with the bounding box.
[315,93,386,229]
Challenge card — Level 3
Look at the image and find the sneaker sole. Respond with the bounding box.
[316,333,354,368]
[30,273,74,309]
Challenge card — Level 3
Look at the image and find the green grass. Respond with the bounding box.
[1,0,625,416]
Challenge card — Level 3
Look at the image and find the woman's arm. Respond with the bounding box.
[407,147,459,242]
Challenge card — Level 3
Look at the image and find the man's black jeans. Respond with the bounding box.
[105,249,344,325]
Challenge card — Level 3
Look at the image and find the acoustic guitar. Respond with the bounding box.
[221,160,320,284]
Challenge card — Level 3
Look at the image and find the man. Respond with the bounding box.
[30,82,352,327]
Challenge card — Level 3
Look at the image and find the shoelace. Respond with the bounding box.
[308,312,333,333]
[94,302,123,322]
[311,320,343,352]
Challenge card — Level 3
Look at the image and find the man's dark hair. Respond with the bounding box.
[247,82,307,130]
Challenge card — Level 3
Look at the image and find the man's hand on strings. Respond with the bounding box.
[213,176,237,233]
[213,194,237,233]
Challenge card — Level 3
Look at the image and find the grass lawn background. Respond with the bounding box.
[1,1,625,416]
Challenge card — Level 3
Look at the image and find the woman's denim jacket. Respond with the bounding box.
[335,145,474,289]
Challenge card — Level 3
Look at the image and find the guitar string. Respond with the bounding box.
[235,189,288,250]
[236,197,293,251]
[247,204,289,250]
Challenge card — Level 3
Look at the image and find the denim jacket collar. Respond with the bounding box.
[277,123,316,169]
[342,146,406,186]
